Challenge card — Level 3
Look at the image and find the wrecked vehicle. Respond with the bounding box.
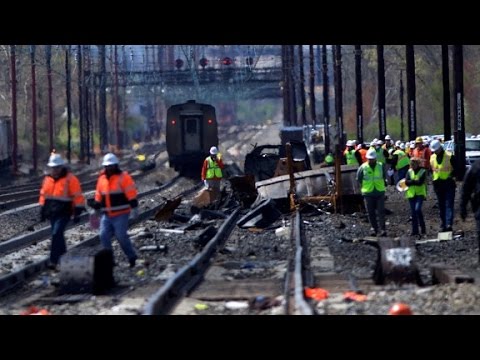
[244,141,311,182]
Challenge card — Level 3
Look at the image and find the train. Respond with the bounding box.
[166,100,218,177]
[0,116,12,168]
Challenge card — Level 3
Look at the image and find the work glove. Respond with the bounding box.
[87,198,102,210]
[217,153,222,161]
[130,208,139,220]
[72,207,85,224]
[39,206,46,222]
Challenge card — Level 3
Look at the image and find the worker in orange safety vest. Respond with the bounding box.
[39,153,85,269]
[90,153,139,268]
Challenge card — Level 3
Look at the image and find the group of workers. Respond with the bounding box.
[346,134,480,247]
[39,146,224,271]
[39,152,139,270]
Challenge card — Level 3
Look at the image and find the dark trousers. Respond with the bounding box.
[475,211,480,262]
[396,166,409,184]
[49,215,70,264]
[434,184,456,230]
[408,196,425,235]
[364,193,385,233]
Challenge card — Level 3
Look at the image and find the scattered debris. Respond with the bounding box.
[154,196,182,222]
[225,301,249,310]
[388,303,412,315]
[237,198,281,228]
[304,287,329,301]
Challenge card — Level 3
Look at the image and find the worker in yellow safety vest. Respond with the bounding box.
[404,157,427,237]
[201,146,224,192]
[356,148,387,237]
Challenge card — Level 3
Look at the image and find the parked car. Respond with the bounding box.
[443,138,480,167]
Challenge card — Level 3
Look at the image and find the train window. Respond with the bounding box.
[185,118,198,134]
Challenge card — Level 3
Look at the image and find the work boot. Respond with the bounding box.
[369,228,377,237]
[129,258,137,268]
[379,231,387,237]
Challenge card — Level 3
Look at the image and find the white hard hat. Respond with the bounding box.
[385,135,391,140]
[410,143,415,149]
[102,153,119,166]
[47,153,65,167]
[430,139,442,152]
[395,140,401,147]
[209,146,218,155]
[366,149,377,159]
[399,143,406,150]
[346,140,354,147]
[376,139,384,145]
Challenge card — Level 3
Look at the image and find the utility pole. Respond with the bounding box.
[288,45,297,126]
[298,45,307,125]
[77,46,85,162]
[322,45,330,154]
[334,45,344,146]
[65,45,72,163]
[308,45,316,127]
[10,45,18,174]
[354,45,363,143]
[453,45,466,179]
[400,69,405,141]
[30,45,38,173]
[84,45,91,164]
[46,45,54,152]
[377,45,386,140]
[98,45,107,152]
[282,45,290,126]
[406,45,417,141]
[114,45,121,149]
[442,45,451,142]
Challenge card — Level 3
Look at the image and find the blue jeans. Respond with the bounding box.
[50,216,70,264]
[408,196,425,235]
[434,184,456,230]
[100,213,137,263]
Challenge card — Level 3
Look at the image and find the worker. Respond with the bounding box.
[91,153,139,268]
[430,139,457,232]
[412,136,431,171]
[201,146,224,193]
[324,153,335,166]
[39,153,85,269]
[356,148,387,237]
[343,140,360,166]
[460,158,480,262]
[404,157,427,237]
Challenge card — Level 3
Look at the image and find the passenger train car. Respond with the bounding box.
[166,100,218,177]
[0,116,12,168]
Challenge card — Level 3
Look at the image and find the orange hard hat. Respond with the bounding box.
[388,303,412,315]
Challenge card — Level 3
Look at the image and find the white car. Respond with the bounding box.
[443,138,480,167]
